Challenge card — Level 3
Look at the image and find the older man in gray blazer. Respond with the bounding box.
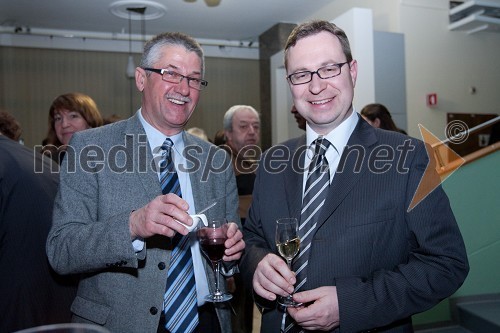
[47,32,244,333]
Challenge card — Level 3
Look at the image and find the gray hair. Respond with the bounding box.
[223,105,260,132]
[140,32,205,76]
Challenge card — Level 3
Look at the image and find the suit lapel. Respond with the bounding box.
[284,135,307,220]
[124,114,162,201]
[316,118,378,229]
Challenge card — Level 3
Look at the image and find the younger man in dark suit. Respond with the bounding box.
[241,20,468,333]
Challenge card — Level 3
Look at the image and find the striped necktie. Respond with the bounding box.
[284,137,331,333]
[160,138,199,333]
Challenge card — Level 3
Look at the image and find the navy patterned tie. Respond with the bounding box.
[284,137,331,333]
[160,138,198,333]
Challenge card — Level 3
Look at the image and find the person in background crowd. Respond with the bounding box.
[290,104,306,131]
[222,104,261,333]
[360,102,407,134]
[103,113,124,125]
[0,110,22,142]
[213,129,226,146]
[223,105,261,224]
[187,126,209,141]
[41,92,103,163]
[46,31,244,333]
[241,20,468,333]
[1,116,77,332]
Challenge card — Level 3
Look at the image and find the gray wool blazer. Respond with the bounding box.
[241,116,469,333]
[46,113,240,333]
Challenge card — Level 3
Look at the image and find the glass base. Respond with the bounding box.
[205,292,232,303]
[277,295,303,308]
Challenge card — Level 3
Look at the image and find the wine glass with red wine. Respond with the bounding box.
[197,218,232,302]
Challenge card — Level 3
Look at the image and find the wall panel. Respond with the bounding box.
[0,47,259,147]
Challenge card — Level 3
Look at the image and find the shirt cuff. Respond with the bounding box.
[132,237,145,252]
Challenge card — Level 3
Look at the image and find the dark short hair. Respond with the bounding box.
[284,20,352,70]
[360,103,399,132]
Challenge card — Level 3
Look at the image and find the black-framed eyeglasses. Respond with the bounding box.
[143,68,208,91]
[287,62,350,85]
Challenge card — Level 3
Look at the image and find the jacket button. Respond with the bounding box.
[150,307,158,315]
[158,262,166,270]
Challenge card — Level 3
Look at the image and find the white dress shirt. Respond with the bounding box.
[303,109,359,195]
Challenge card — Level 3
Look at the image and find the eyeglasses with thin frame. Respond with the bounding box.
[287,62,350,85]
[143,68,208,90]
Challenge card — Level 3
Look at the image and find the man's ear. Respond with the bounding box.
[135,68,145,92]
[224,130,231,144]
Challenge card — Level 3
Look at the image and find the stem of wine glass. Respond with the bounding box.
[214,260,222,295]
[286,259,294,298]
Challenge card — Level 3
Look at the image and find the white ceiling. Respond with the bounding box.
[0,0,334,43]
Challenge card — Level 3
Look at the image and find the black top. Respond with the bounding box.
[236,173,256,196]
[0,136,77,332]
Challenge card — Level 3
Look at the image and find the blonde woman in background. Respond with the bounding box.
[187,126,209,141]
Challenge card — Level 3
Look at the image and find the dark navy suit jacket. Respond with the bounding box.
[241,116,469,332]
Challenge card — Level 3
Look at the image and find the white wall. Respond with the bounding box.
[400,0,500,138]
[270,50,296,145]
[270,50,305,145]
[332,8,376,112]
[309,0,401,33]
[308,0,500,139]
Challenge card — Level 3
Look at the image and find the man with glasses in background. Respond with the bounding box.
[47,32,244,333]
[241,20,468,333]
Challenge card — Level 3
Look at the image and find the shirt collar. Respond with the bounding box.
[305,108,359,155]
[137,109,184,157]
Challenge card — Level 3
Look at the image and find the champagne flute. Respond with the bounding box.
[197,218,233,302]
[275,217,302,307]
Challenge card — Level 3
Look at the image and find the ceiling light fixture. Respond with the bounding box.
[184,0,221,7]
[109,0,166,20]
[204,0,221,7]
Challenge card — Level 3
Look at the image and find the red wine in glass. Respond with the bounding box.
[199,237,226,261]
[197,218,232,302]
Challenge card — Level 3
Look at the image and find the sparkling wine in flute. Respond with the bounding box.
[277,237,300,261]
[275,217,302,307]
